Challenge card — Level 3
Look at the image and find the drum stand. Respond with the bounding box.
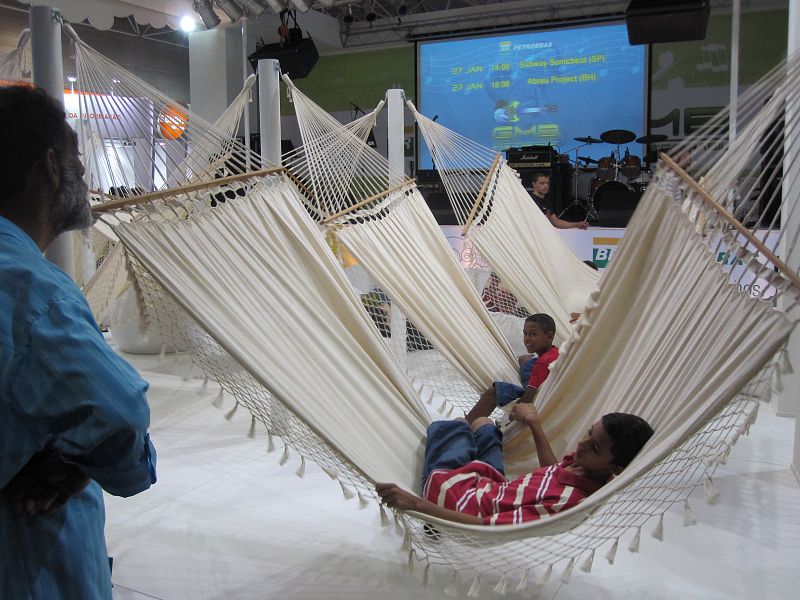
[558,142,599,222]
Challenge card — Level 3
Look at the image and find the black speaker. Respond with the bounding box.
[248,36,319,79]
[625,0,710,45]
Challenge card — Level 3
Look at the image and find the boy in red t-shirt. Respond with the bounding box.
[466,313,559,428]
[376,409,653,525]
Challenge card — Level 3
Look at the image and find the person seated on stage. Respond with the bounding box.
[530,171,589,230]
[465,313,559,425]
[376,410,654,525]
[481,272,522,316]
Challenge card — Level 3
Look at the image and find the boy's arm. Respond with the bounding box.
[509,404,558,466]
[375,483,484,525]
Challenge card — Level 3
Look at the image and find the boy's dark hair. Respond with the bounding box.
[531,171,550,182]
[0,86,68,206]
[525,313,556,335]
[583,260,599,271]
[602,413,654,468]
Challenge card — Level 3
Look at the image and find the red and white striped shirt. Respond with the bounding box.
[423,454,606,525]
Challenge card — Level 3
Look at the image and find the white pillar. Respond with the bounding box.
[30,6,75,279]
[387,88,405,185]
[241,16,251,171]
[783,0,800,482]
[258,59,281,167]
[728,0,740,145]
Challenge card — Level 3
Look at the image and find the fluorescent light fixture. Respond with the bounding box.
[238,0,265,15]
[180,15,197,31]
[289,0,310,13]
[216,0,243,21]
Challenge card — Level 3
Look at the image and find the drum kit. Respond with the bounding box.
[560,130,670,221]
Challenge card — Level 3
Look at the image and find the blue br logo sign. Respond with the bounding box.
[592,236,621,269]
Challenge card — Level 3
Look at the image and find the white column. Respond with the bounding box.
[728,0,740,145]
[258,59,281,167]
[387,88,405,185]
[783,0,800,482]
[241,16,251,171]
[31,6,75,278]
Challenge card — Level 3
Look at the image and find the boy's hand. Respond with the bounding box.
[4,449,90,516]
[510,403,539,426]
[376,482,422,511]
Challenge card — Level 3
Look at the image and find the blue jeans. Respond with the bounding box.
[421,420,504,489]
[494,356,536,407]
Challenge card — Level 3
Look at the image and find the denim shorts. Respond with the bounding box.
[421,420,504,489]
[494,355,536,407]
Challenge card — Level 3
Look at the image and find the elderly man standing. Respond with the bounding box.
[0,86,157,599]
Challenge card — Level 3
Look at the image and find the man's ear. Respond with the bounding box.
[43,148,60,190]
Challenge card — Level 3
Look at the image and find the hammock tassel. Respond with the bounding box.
[515,570,529,593]
[422,563,431,587]
[684,500,697,526]
[394,513,404,536]
[295,456,306,478]
[779,347,793,374]
[538,564,552,586]
[628,528,641,553]
[211,388,224,408]
[444,572,458,597]
[340,480,355,500]
[467,574,481,598]
[356,491,370,509]
[446,405,455,418]
[321,465,338,480]
[705,478,720,504]
[224,401,239,421]
[561,557,575,584]
[199,376,209,395]
[407,548,415,574]
[247,416,257,439]
[279,445,289,466]
[652,514,664,541]
[158,344,167,361]
[438,399,447,413]
[579,549,595,573]
[493,573,508,595]
[266,431,275,453]
[605,539,618,564]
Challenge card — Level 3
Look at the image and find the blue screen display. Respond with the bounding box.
[417,23,647,169]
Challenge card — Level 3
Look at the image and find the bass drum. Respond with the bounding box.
[592,180,633,211]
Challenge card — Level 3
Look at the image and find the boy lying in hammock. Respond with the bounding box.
[465,313,558,433]
[376,408,653,525]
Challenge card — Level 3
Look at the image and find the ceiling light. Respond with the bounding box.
[66,73,77,82]
[290,0,310,12]
[180,15,198,31]
[216,0,243,21]
[193,1,220,29]
[239,0,265,15]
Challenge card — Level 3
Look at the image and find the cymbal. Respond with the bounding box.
[600,129,637,145]
[574,136,602,144]
[636,134,669,144]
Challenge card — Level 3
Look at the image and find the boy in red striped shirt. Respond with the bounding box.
[376,409,653,525]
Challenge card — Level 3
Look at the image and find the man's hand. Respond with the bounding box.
[376,483,422,511]
[4,448,90,516]
[575,220,590,230]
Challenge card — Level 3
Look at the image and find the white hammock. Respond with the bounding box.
[409,102,600,344]
[0,29,30,84]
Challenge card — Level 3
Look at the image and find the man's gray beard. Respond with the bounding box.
[51,155,92,235]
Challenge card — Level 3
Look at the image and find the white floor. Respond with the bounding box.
[106,348,800,600]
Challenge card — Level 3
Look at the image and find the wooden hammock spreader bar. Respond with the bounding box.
[462,152,502,236]
[321,178,415,224]
[91,167,287,213]
[661,152,800,290]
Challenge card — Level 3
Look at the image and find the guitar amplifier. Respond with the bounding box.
[505,146,558,170]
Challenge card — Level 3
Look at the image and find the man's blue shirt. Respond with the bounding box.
[0,217,156,599]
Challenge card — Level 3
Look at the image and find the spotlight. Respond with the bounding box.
[289,0,310,12]
[193,0,220,29]
[343,4,354,23]
[238,0,265,15]
[180,15,197,31]
[66,73,78,82]
[216,0,243,21]
[365,2,376,23]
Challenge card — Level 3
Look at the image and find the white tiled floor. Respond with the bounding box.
[107,350,800,600]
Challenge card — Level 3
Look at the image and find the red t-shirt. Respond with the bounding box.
[423,454,606,525]
[528,345,559,389]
